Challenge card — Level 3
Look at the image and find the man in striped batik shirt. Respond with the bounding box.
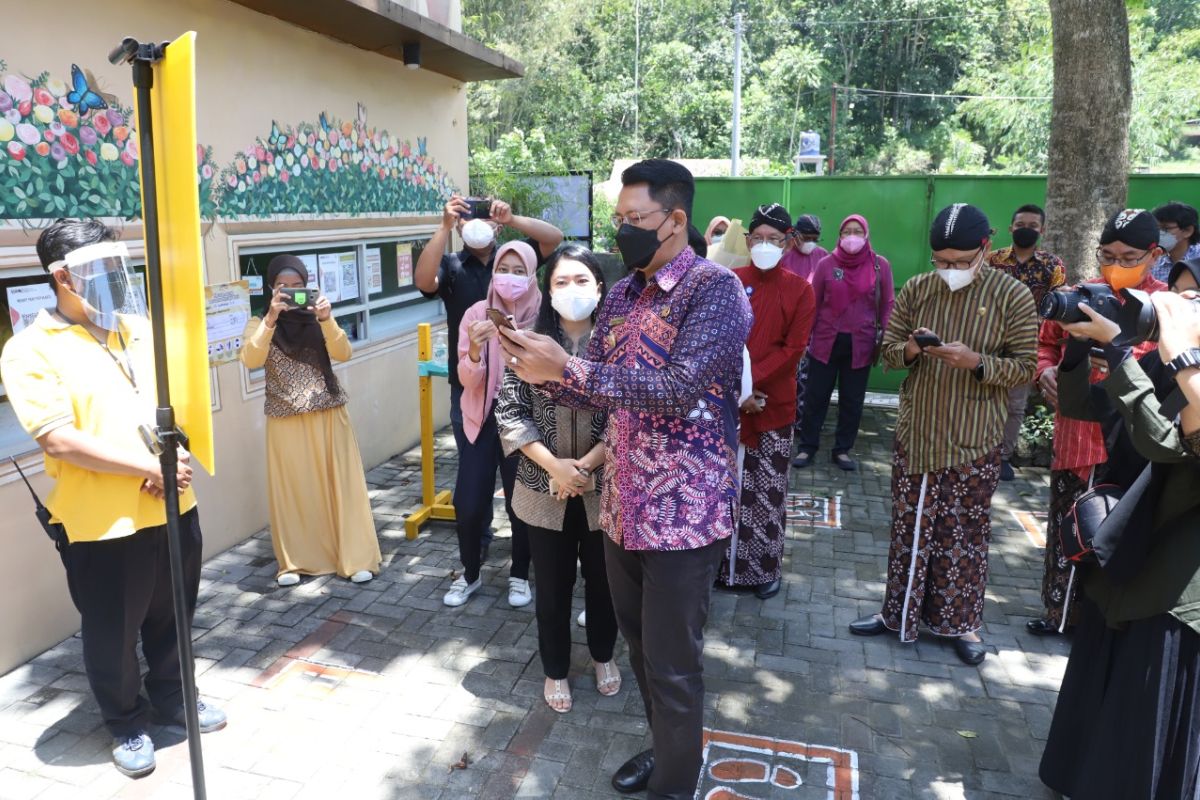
[848,203,1038,666]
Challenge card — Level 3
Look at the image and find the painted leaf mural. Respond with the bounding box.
[0,60,453,222]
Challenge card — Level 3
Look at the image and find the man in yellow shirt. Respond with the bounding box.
[0,218,224,778]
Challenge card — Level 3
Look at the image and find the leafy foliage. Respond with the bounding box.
[464,0,1200,175]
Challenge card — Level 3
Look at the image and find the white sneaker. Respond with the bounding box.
[443,576,481,607]
[277,572,300,587]
[576,609,586,627]
[349,570,373,584]
[508,578,532,608]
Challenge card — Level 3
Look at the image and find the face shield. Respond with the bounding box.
[48,242,147,331]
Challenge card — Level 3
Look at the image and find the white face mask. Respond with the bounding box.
[799,240,817,255]
[936,265,979,292]
[551,288,600,322]
[750,242,784,270]
[461,218,495,250]
[710,234,724,247]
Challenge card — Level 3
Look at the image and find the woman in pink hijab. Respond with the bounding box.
[794,214,894,472]
[444,240,542,608]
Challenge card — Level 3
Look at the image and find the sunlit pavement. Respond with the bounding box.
[0,407,1067,799]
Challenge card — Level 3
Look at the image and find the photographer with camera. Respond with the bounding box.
[1028,209,1167,637]
[240,255,381,587]
[415,194,562,593]
[848,203,1037,666]
[1039,255,1200,798]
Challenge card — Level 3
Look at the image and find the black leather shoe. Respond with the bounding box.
[1000,460,1015,482]
[612,748,654,794]
[832,452,858,472]
[755,578,782,599]
[849,615,887,636]
[954,637,987,666]
[1025,618,1060,636]
[791,451,814,469]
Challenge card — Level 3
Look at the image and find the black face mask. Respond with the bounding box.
[616,215,672,272]
[1012,227,1040,249]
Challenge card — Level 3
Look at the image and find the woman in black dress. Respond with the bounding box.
[1040,257,1200,799]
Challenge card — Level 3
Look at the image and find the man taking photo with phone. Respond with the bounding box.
[415,194,563,606]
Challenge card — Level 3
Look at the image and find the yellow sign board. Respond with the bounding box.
[133,32,215,474]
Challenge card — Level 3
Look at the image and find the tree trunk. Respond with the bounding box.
[1044,0,1132,284]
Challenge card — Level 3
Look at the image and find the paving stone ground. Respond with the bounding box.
[0,407,1071,800]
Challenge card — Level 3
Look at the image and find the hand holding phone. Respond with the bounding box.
[486,308,516,331]
[462,197,493,220]
[914,331,943,349]
[281,287,317,309]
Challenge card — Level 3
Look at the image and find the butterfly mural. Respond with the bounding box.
[66,64,107,115]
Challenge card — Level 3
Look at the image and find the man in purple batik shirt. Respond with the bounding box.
[499,159,752,800]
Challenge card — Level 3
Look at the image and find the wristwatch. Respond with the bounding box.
[972,358,985,381]
[1166,348,1200,379]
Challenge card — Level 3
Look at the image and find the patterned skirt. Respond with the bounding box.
[1040,468,1099,630]
[880,444,1002,642]
[793,355,810,436]
[719,427,793,587]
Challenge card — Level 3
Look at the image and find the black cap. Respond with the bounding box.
[794,213,821,234]
[930,203,991,251]
[1167,257,1200,289]
[1100,208,1160,251]
[749,203,792,235]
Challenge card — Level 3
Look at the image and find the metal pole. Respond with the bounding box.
[119,38,207,800]
[731,11,743,177]
[829,83,838,176]
[633,0,640,157]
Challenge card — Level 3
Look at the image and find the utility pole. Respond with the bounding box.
[828,83,838,175]
[731,11,743,176]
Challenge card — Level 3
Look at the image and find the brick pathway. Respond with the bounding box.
[0,408,1070,799]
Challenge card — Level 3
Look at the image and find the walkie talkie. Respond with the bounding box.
[9,457,64,545]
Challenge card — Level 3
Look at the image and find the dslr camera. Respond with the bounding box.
[1038,283,1121,326]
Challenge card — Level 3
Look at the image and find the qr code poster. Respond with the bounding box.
[786,494,841,529]
[698,729,859,800]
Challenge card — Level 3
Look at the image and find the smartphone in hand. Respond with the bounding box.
[486,308,516,330]
[281,287,317,309]
[914,332,943,349]
[462,198,493,220]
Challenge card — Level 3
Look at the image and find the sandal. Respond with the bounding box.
[595,661,622,697]
[544,678,572,713]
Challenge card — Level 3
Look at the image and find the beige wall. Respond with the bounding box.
[0,0,461,675]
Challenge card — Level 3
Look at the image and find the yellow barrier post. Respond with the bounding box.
[406,323,456,539]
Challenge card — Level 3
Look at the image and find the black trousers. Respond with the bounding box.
[58,508,203,739]
[452,405,530,584]
[526,497,618,679]
[604,535,725,800]
[797,332,871,456]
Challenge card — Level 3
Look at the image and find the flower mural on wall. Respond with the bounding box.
[0,61,142,218]
[215,107,454,217]
[0,60,453,222]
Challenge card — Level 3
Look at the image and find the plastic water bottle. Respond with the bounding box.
[431,330,449,367]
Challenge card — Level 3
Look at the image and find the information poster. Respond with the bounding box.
[205,280,252,366]
[318,253,341,302]
[366,248,383,295]
[298,254,320,290]
[396,243,414,287]
[339,251,359,302]
[6,284,56,334]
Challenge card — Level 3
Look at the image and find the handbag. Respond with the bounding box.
[870,255,884,365]
[1060,483,1124,564]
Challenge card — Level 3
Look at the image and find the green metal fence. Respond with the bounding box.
[693,173,1200,390]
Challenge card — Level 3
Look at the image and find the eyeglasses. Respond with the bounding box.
[930,248,983,271]
[746,234,788,247]
[611,208,670,229]
[1095,247,1150,268]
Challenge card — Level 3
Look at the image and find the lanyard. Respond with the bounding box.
[55,309,138,390]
